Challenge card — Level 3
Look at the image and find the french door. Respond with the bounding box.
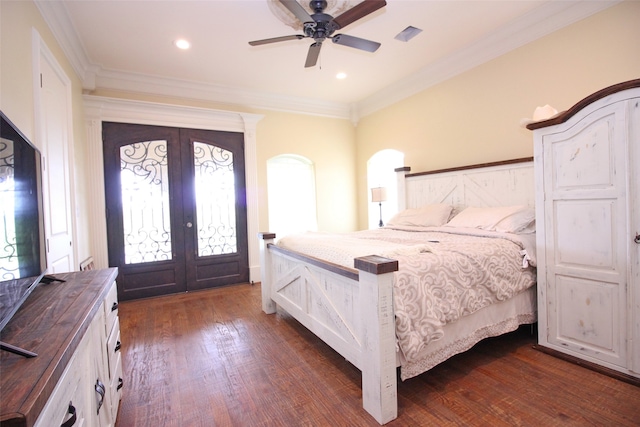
[102,122,248,300]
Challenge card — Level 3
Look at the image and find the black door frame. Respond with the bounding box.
[102,122,249,301]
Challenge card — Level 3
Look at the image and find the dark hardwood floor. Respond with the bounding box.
[116,283,640,427]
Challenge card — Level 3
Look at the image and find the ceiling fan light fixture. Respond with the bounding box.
[336,72,347,79]
[394,26,422,42]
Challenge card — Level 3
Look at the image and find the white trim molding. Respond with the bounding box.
[83,95,264,283]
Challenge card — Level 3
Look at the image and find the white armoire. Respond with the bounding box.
[528,80,640,380]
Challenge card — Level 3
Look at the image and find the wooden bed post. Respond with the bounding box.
[355,255,399,425]
[395,166,411,211]
[259,232,276,314]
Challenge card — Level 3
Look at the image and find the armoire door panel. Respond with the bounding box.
[553,199,617,269]
[552,274,621,364]
[550,114,615,190]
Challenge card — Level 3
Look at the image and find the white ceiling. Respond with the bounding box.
[36,0,616,120]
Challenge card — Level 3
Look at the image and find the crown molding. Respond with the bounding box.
[34,0,99,90]
[353,0,619,119]
[36,0,618,122]
[93,68,352,120]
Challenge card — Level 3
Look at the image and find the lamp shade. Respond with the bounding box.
[371,187,387,203]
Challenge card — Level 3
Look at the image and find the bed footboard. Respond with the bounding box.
[259,233,399,424]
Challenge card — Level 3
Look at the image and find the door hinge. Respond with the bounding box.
[40,73,43,88]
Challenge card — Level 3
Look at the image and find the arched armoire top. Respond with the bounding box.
[526,78,640,130]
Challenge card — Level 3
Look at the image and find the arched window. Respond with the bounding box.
[267,155,318,238]
[367,149,404,229]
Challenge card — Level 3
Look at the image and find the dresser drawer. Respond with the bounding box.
[106,317,121,378]
[109,349,124,422]
[34,332,89,427]
[103,281,119,338]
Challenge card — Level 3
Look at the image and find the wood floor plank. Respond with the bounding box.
[115,283,640,426]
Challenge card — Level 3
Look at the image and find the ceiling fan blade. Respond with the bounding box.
[331,34,381,52]
[249,34,305,46]
[305,42,322,68]
[279,0,314,24]
[331,0,386,30]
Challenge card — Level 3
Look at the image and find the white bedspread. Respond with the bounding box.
[276,227,537,364]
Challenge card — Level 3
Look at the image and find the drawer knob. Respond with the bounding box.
[117,377,124,391]
[114,341,121,353]
[111,302,119,312]
[61,402,77,427]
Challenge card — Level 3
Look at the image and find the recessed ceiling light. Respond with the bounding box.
[174,39,191,50]
[336,72,347,79]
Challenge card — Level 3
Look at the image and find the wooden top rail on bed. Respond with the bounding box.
[259,233,398,282]
[396,156,533,178]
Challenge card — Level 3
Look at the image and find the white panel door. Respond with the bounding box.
[39,51,74,273]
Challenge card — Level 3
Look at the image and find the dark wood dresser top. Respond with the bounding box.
[0,268,118,427]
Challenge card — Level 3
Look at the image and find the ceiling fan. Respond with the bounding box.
[249,0,387,68]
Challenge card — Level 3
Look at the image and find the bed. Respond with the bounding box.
[259,158,537,424]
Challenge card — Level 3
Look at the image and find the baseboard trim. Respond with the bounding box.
[533,344,640,387]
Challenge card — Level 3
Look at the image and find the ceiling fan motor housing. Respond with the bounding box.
[309,0,329,13]
[305,13,335,41]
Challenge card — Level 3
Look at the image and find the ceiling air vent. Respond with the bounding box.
[394,26,422,42]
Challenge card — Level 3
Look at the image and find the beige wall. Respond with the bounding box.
[255,110,357,233]
[1,0,92,266]
[1,0,42,140]
[355,1,640,228]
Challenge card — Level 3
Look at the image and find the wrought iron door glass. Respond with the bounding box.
[120,140,172,264]
[193,141,237,256]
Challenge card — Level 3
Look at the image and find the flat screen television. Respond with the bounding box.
[0,111,47,357]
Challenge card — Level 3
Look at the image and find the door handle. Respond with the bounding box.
[61,402,77,427]
[95,380,105,415]
[186,222,193,228]
[635,233,640,244]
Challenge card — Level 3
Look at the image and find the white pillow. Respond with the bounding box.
[387,204,453,227]
[445,205,535,233]
[494,207,536,233]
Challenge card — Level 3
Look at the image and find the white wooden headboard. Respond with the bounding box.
[396,158,534,212]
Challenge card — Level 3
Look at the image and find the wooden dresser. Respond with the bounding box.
[0,268,123,427]
[529,80,640,380]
